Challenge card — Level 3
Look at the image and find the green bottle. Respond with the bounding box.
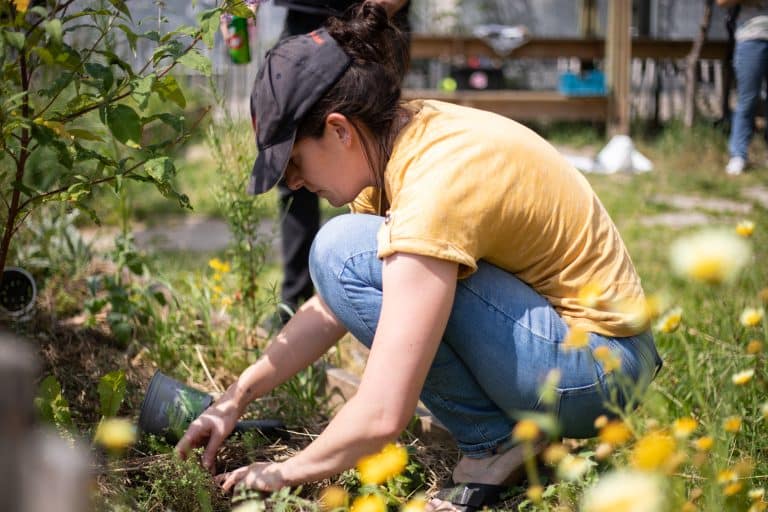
[227,16,251,64]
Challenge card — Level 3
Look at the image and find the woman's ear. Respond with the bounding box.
[326,112,353,146]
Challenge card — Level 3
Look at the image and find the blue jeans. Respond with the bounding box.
[309,214,662,457]
[729,38,768,159]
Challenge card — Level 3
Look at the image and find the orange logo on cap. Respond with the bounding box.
[309,30,325,45]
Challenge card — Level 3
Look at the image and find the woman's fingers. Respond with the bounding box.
[175,420,208,460]
[216,466,250,492]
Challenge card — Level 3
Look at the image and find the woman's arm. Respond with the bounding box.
[176,294,347,471]
[217,253,459,491]
[716,0,741,7]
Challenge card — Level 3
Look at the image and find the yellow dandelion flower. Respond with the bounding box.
[320,486,348,511]
[357,443,408,485]
[557,454,591,481]
[724,482,743,497]
[401,496,426,512]
[212,272,223,282]
[691,436,714,452]
[13,0,30,12]
[672,417,697,439]
[599,420,632,446]
[724,416,742,433]
[717,469,737,484]
[581,470,664,512]
[542,443,569,465]
[563,327,589,349]
[740,308,765,327]
[750,502,768,512]
[655,307,682,334]
[513,419,540,442]
[578,282,603,308]
[351,494,386,512]
[748,488,765,501]
[526,485,544,503]
[736,220,755,238]
[747,340,763,354]
[212,285,224,295]
[208,258,231,273]
[681,501,697,512]
[669,229,751,285]
[94,418,137,452]
[631,431,676,471]
[592,346,622,373]
[732,369,755,385]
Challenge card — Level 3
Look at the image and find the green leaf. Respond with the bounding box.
[74,200,101,225]
[68,128,104,141]
[98,370,127,418]
[85,62,114,93]
[107,0,132,21]
[105,104,141,147]
[117,23,138,54]
[197,8,222,48]
[35,375,74,430]
[30,6,49,17]
[144,156,175,183]
[31,46,54,65]
[66,182,91,202]
[177,50,211,76]
[44,19,63,46]
[153,75,186,108]
[130,74,155,109]
[13,180,38,198]
[3,30,25,50]
[145,112,185,133]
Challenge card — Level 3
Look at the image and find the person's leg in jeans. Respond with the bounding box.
[309,214,662,458]
[729,39,768,172]
[277,181,320,323]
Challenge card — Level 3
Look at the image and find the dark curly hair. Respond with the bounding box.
[295,2,411,194]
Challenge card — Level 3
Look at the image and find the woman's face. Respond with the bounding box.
[284,113,375,207]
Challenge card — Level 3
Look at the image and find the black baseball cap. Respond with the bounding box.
[247,29,352,195]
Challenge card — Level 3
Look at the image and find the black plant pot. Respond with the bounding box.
[0,267,37,319]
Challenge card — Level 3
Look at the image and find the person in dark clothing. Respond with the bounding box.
[271,0,411,326]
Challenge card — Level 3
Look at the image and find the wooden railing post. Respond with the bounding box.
[605,0,632,135]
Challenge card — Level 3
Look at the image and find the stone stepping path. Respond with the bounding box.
[639,186,765,228]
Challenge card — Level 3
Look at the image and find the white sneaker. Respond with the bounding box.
[726,156,746,175]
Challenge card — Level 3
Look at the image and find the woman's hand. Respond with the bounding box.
[175,389,242,472]
[215,462,288,493]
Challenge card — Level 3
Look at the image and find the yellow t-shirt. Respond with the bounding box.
[351,100,645,337]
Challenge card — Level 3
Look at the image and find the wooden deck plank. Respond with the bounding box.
[402,89,608,122]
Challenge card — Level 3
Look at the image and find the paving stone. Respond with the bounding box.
[639,212,711,228]
[649,194,752,214]
[742,186,768,210]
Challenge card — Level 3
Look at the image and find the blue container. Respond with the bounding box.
[558,70,606,96]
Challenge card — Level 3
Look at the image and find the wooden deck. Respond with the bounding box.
[410,35,729,61]
[402,89,608,122]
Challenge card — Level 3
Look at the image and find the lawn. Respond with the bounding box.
[6,118,768,511]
